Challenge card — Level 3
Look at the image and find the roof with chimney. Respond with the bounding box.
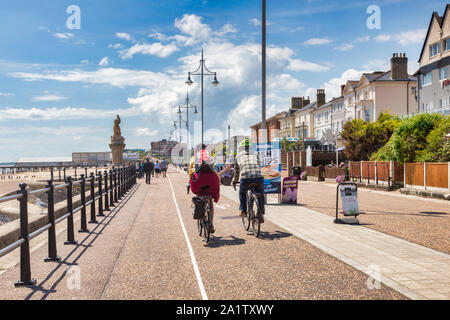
[370,70,416,82]
[418,4,450,62]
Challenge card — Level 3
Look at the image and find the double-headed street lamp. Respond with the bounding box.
[186,49,219,145]
[177,92,198,156]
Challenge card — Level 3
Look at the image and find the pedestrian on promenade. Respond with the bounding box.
[154,161,161,178]
[139,162,145,179]
[144,159,153,184]
[160,159,168,178]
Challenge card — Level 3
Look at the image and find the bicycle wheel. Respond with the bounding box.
[250,195,261,237]
[203,201,211,243]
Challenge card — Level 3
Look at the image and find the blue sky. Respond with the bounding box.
[0,0,446,162]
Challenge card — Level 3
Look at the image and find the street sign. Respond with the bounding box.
[335,182,360,225]
[340,184,359,216]
[281,176,299,204]
[255,141,281,194]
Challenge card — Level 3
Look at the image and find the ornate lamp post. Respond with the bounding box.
[186,49,219,145]
[177,92,198,156]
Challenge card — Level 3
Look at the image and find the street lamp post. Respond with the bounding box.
[177,92,198,157]
[262,0,267,142]
[186,49,220,145]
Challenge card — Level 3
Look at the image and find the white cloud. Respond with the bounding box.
[33,94,68,102]
[375,34,391,42]
[363,59,389,71]
[99,56,109,66]
[375,29,426,45]
[334,43,354,52]
[53,33,74,40]
[250,18,261,26]
[115,32,132,41]
[174,14,212,46]
[149,32,167,41]
[80,59,89,64]
[249,18,272,27]
[305,68,369,100]
[216,23,238,36]
[0,106,139,121]
[288,59,331,72]
[108,43,123,49]
[0,92,14,97]
[303,38,332,45]
[119,43,179,59]
[135,128,159,137]
[8,14,332,137]
[356,36,370,42]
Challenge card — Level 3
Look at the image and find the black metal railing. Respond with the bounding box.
[0,166,137,287]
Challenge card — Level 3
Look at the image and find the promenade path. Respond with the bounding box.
[0,168,404,300]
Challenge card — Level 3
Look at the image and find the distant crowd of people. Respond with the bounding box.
[135,158,169,184]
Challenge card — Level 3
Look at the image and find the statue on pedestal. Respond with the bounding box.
[110,115,126,165]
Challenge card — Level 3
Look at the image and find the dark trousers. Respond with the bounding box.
[239,177,265,214]
[145,172,151,184]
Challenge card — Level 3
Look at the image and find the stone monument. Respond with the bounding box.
[110,115,126,165]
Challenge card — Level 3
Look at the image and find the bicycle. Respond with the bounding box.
[234,181,263,237]
[189,185,214,243]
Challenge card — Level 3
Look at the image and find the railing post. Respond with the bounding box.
[15,183,36,287]
[44,180,60,262]
[63,168,66,181]
[104,170,109,211]
[51,168,54,181]
[118,168,122,199]
[113,167,118,203]
[89,173,97,224]
[97,172,104,217]
[85,167,88,178]
[65,176,77,245]
[109,169,114,207]
[375,161,378,185]
[59,168,61,182]
[79,174,89,233]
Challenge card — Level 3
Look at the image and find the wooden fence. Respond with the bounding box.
[349,161,449,192]
[405,162,449,192]
[349,161,404,186]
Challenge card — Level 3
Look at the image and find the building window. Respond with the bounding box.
[439,67,448,81]
[430,42,440,57]
[423,71,432,86]
[446,39,450,51]
[364,109,370,122]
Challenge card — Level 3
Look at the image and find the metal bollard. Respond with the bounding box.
[109,169,114,207]
[104,171,109,211]
[44,180,60,262]
[64,177,77,245]
[89,173,97,224]
[97,173,104,217]
[79,174,89,233]
[15,183,37,287]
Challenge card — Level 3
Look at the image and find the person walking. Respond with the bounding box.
[144,159,153,184]
[160,159,168,178]
[154,161,161,178]
[139,162,144,179]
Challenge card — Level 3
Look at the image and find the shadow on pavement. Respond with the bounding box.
[204,235,246,248]
[259,230,292,241]
[23,184,140,300]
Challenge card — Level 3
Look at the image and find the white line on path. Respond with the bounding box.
[168,176,208,300]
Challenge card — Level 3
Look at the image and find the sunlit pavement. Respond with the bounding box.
[0,167,433,300]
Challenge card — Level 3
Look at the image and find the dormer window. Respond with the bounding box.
[430,42,440,57]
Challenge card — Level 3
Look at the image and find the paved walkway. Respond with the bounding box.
[0,168,404,300]
[221,187,450,300]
